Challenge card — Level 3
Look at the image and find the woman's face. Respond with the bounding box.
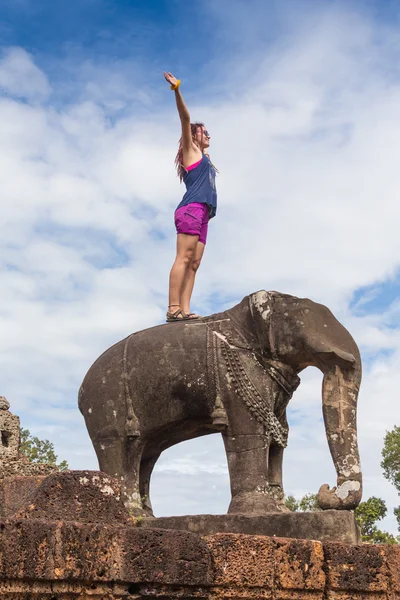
[195,126,210,150]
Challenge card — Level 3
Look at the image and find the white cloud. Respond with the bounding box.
[0,48,51,101]
[1,2,399,533]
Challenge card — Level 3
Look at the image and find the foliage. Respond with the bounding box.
[285,493,321,512]
[394,506,400,530]
[285,495,299,512]
[20,428,68,471]
[381,425,400,494]
[354,496,398,543]
[298,493,321,512]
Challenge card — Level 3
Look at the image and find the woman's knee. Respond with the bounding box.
[190,258,202,272]
[176,249,195,267]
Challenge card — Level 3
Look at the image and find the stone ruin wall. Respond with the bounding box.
[0,517,399,599]
[0,469,396,599]
[0,397,57,481]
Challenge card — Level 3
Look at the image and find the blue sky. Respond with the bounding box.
[3,0,398,106]
[1,0,219,106]
[0,0,399,533]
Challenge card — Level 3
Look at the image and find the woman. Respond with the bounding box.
[164,71,217,322]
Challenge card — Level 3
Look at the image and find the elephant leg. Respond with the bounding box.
[95,437,125,478]
[222,430,280,514]
[139,453,160,517]
[122,437,146,516]
[267,444,288,511]
[94,435,145,516]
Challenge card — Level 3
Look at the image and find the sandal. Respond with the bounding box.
[187,313,201,319]
[166,306,190,322]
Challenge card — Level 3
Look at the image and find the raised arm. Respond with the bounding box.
[164,72,194,154]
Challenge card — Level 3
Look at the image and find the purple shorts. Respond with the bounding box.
[174,202,210,245]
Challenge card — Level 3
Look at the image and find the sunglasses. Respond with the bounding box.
[200,130,210,138]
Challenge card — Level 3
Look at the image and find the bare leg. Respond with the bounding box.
[168,233,199,314]
[180,242,205,314]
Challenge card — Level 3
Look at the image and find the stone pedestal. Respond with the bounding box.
[139,510,360,544]
[0,521,398,599]
[0,471,397,598]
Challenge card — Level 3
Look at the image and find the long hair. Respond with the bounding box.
[174,122,205,183]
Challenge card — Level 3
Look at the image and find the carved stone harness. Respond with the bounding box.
[205,317,300,447]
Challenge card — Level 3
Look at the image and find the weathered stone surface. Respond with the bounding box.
[385,543,400,593]
[0,396,10,411]
[273,537,325,593]
[0,456,56,479]
[206,533,326,599]
[324,541,392,593]
[0,402,21,460]
[14,470,132,524]
[0,400,57,481]
[0,475,47,518]
[0,523,397,599]
[0,520,212,598]
[120,527,213,586]
[206,533,276,588]
[138,510,360,543]
[79,291,363,516]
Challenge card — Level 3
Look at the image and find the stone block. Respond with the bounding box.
[14,470,131,524]
[205,534,326,599]
[384,543,400,593]
[52,522,124,582]
[273,537,325,591]
[120,527,213,586]
[324,542,389,593]
[205,533,275,588]
[0,519,397,599]
[0,475,46,518]
[0,519,213,596]
[139,510,360,543]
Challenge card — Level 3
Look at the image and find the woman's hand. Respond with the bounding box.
[164,72,179,88]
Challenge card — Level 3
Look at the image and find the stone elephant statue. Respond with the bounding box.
[79,290,362,516]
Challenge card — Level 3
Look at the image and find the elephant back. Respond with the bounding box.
[79,320,213,440]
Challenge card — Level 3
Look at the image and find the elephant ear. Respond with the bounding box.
[248,290,275,353]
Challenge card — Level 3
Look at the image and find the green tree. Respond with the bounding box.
[381,425,400,529]
[20,428,68,471]
[381,425,400,492]
[354,496,398,544]
[285,493,321,512]
[298,493,321,512]
[394,506,400,529]
[285,495,299,512]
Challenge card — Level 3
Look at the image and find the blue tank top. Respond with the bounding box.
[176,154,217,218]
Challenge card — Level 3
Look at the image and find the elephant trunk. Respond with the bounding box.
[317,364,362,510]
